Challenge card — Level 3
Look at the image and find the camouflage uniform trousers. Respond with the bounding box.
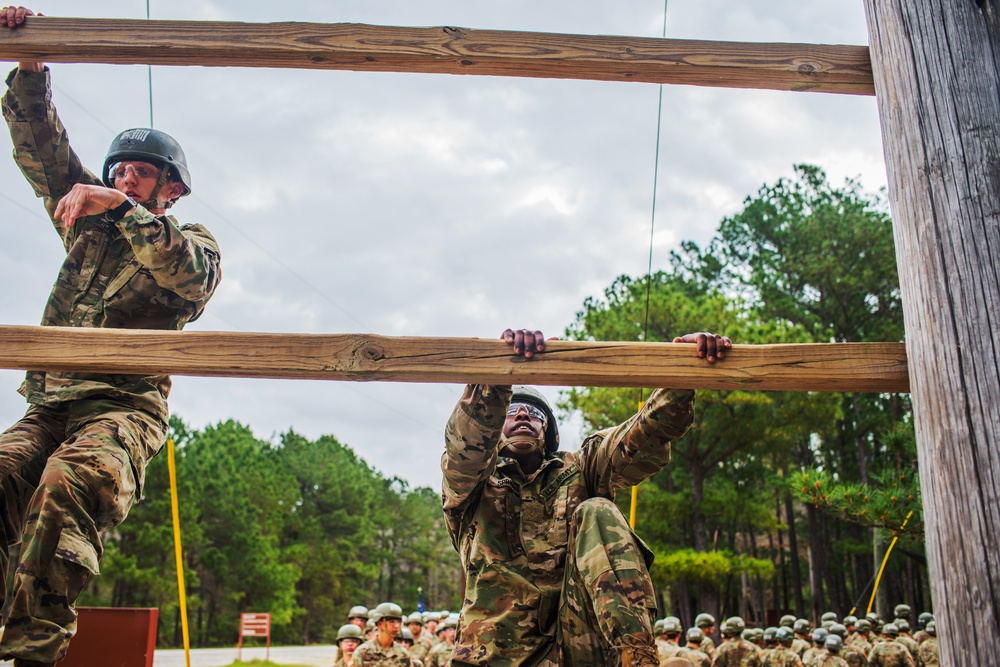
[0,399,164,664]
[556,497,658,666]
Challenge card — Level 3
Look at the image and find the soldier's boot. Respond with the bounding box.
[620,644,660,667]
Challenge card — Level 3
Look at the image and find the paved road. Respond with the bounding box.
[153,644,338,666]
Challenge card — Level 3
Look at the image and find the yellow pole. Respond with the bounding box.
[866,511,914,615]
[167,438,193,667]
[628,400,644,529]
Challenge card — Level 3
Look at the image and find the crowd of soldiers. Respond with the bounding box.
[331,601,938,667]
[333,603,459,667]
[654,604,938,667]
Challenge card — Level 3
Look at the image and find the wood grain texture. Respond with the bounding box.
[0,16,874,95]
[863,0,1000,664]
[0,326,908,393]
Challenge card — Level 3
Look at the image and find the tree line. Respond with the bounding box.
[80,164,925,646]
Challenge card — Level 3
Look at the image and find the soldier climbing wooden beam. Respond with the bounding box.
[0,325,908,393]
[0,16,874,94]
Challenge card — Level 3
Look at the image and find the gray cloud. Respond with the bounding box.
[0,1,885,489]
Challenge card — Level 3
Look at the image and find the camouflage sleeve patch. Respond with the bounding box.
[117,212,222,303]
[580,388,695,497]
[441,384,511,542]
[3,67,99,246]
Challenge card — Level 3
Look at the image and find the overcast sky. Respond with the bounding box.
[0,1,887,490]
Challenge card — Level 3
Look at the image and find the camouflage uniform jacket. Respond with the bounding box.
[679,646,711,667]
[700,635,716,655]
[762,646,803,667]
[813,654,849,667]
[712,638,762,667]
[792,639,811,657]
[425,640,455,667]
[894,637,919,664]
[839,642,868,667]
[910,632,929,645]
[408,634,431,663]
[334,656,356,667]
[848,637,873,655]
[802,647,826,666]
[352,638,411,666]
[2,67,221,430]
[867,641,915,667]
[442,384,694,666]
[915,639,937,667]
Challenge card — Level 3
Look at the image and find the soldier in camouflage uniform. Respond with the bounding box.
[353,603,412,667]
[694,613,716,655]
[915,622,936,667]
[406,612,433,663]
[892,621,919,664]
[791,620,812,658]
[848,620,874,655]
[335,624,365,667]
[442,328,730,667]
[827,624,867,667]
[425,616,457,667]
[673,628,710,667]
[911,615,932,646]
[866,625,914,667]
[812,636,849,667]
[712,617,762,667]
[763,627,803,667]
[655,617,688,663]
[0,8,221,666]
[802,628,828,667]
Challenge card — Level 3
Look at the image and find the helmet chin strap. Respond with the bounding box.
[140,165,177,211]
[499,432,544,453]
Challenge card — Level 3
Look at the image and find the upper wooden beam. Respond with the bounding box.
[0,17,874,95]
[0,325,907,393]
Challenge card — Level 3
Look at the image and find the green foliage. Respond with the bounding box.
[84,417,463,648]
[650,549,774,589]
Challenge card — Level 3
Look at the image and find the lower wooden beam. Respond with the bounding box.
[0,17,875,95]
[0,325,908,393]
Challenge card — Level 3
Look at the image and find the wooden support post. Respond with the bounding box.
[863,1,1000,664]
[0,16,875,95]
[0,325,907,393]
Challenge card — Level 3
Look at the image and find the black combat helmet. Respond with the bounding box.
[102,128,192,197]
[510,386,560,453]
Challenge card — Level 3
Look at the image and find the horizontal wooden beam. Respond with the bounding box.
[0,17,874,95]
[0,326,907,393]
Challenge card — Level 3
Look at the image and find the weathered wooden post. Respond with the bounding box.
[862,2,1000,664]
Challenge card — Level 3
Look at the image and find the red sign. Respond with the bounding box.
[238,613,272,661]
[240,613,271,637]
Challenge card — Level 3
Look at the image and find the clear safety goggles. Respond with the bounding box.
[506,402,547,422]
[108,162,161,181]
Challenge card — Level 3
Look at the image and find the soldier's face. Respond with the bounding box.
[502,404,546,441]
[112,160,184,206]
[340,638,359,653]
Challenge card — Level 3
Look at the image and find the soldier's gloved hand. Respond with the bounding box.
[501,328,554,359]
[673,332,732,363]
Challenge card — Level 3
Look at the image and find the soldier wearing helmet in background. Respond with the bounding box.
[354,602,410,666]
[349,606,372,630]
[849,620,874,655]
[915,622,937,667]
[867,624,914,667]
[443,328,730,667]
[892,605,911,628]
[397,628,422,667]
[655,617,686,662]
[911,614,933,645]
[792,620,813,657]
[761,627,778,662]
[712,617,761,667]
[425,615,457,667]
[813,636,849,667]
[893,620,919,663]
[763,627,802,667]
[0,8,221,667]
[842,617,858,644]
[827,624,866,667]
[694,613,717,655]
[405,612,432,662]
[678,628,711,667]
[802,628,828,667]
[335,624,366,667]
